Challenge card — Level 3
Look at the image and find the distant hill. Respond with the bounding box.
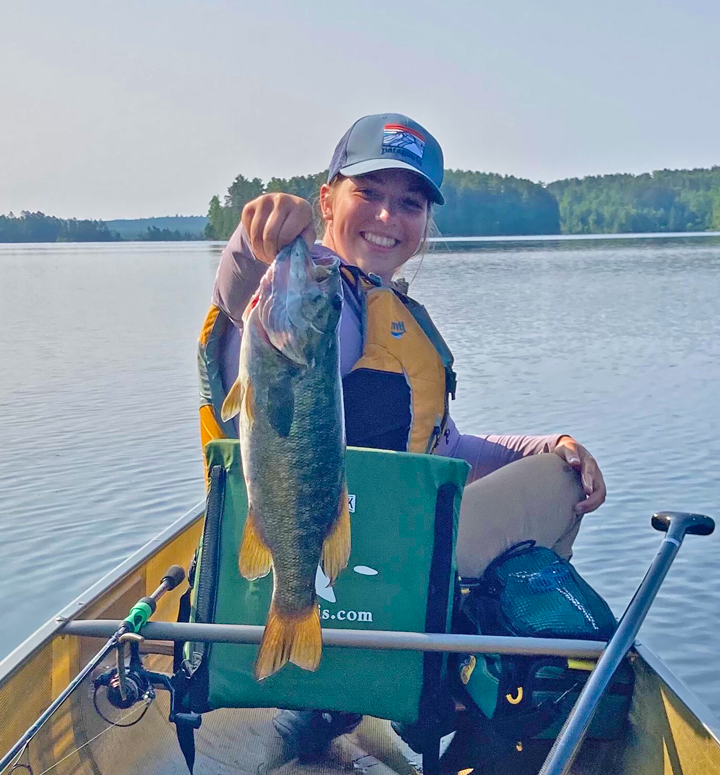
[547,167,720,233]
[105,216,208,240]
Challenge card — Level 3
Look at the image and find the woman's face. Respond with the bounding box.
[320,169,430,283]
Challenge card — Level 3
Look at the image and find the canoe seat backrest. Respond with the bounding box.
[182,439,468,724]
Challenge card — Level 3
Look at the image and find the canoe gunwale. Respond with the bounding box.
[2,496,720,762]
[0,500,205,685]
[635,640,720,742]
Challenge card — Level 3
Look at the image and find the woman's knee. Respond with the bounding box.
[456,453,585,578]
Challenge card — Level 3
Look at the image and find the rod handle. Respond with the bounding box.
[652,511,715,537]
[161,565,186,591]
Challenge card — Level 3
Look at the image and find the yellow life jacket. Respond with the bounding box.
[197,265,456,472]
[339,265,456,454]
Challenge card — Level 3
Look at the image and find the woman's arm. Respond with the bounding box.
[212,222,267,327]
[436,417,564,481]
[437,418,606,514]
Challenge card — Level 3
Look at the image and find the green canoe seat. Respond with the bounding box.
[179,439,468,725]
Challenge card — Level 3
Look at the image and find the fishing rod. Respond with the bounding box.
[539,510,715,775]
[0,565,185,774]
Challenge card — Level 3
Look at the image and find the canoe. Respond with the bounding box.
[2,501,720,775]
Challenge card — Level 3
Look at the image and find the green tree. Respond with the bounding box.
[711,192,720,231]
[0,211,119,242]
[205,195,223,239]
[548,167,720,234]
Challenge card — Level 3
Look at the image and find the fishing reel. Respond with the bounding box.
[92,632,202,730]
[95,656,152,710]
[92,633,166,724]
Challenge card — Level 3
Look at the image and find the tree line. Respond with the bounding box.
[205,165,720,240]
[204,170,561,240]
[4,166,720,242]
[547,167,720,233]
[0,212,120,242]
[0,212,206,243]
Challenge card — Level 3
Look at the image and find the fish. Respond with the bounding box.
[221,237,350,680]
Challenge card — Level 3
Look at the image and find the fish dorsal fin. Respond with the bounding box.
[221,379,243,422]
[320,488,351,584]
[239,506,272,580]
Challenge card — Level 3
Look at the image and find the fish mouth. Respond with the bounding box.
[258,239,341,365]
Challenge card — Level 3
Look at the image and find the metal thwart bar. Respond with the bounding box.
[62,619,606,658]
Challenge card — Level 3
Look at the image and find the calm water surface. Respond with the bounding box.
[1,237,719,713]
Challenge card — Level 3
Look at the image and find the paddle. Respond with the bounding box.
[539,510,715,775]
[0,565,185,773]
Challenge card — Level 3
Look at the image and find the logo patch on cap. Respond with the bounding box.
[382,124,425,162]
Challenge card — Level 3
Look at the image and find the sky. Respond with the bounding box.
[1,0,718,220]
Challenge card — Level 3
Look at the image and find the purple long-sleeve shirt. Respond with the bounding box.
[212,223,563,482]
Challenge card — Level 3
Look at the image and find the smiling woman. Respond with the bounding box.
[198,112,608,761]
[319,171,432,283]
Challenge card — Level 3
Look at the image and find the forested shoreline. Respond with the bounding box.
[205,166,720,240]
[3,166,719,242]
[0,213,205,243]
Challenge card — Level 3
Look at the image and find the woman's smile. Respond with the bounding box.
[360,231,399,249]
[320,169,430,283]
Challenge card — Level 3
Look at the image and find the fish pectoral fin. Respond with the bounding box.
[221,379,244,422]
[255,604,322,680]
[244,382,254,423]
[239,508,272,580]
[321,488,351,584]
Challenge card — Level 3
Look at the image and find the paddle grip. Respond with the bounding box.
[651,511,715,538]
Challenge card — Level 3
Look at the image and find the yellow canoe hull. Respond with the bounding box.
[2,503,719,775]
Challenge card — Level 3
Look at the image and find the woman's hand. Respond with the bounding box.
[241,193,316,264]
[553,436,607,515]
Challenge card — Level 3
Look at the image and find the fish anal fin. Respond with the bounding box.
[321,488,351,584]
[221,379,243,422]
[239,508,272,580]
[255,604,322,680]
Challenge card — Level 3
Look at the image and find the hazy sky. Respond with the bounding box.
[1,0,718,220]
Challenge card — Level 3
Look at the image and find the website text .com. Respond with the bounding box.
[320,609,373,622]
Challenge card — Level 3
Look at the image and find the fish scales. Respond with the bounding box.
[221,237,350,680]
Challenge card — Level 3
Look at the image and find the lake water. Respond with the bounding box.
[1,236,719,715]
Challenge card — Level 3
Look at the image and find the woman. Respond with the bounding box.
[200,112,606,758]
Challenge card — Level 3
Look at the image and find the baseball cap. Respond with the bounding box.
[327,113,445,205]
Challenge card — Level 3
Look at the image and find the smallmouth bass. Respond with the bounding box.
[222,237,349,680]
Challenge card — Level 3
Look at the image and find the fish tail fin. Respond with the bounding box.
[321,487,351,584]
[255,604,322,680]
[221,379,243,421]
[239,507,272,580]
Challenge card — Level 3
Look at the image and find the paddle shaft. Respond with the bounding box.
[539,511,715,775]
